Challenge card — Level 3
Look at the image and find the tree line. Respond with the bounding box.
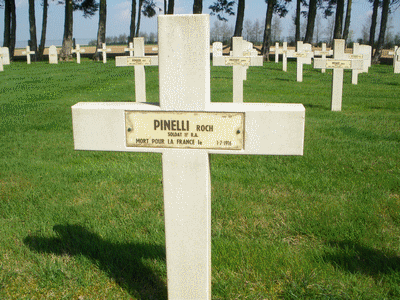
[1,0,398,63]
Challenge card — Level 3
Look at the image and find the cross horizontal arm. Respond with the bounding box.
[72,102,305,155]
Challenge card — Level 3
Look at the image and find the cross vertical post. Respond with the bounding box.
[394,46,400,73]
[133,38,146,103]
[98,43,111,63]
[282,42,288,72]
[125,42,134,56]
[72,44,86,64]
[313,39,363,111]
[22,46,35,64]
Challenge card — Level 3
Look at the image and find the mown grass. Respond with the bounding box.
[1,58,399,299]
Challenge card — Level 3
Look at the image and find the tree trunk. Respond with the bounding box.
[10,0,16,58]
[295,0,301,42]
[167,0,174,14]
[304,0,317,44]
[261,0,276,61]
[372,0,389,64]
[193,0,202,14]
[233,0,245,37]
[28,0,38,61]
[342,0,352,44]
[3,0,11,48]
[60,0,73,60]
[369,0,379,49]
[38,0,48,60]
[333,0,344,39]
[135,0,143,37]
[94,0,107,61]
[129,0,136,42]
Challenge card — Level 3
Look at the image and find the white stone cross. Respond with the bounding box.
[287,41,314,82]
[22,46,35,64]
[314,43,333,73]
[97,43,111,63]
[280,42,289,72]
[270,42,283,63]
[212,42,223,58]
[1,47,10,65]
[48,45,58,64]
[125,42,135,56]
[71,44,86,64]
[393,46,400,74]
[213,37,263,102]
[72,14,305,299]
[0,52,3,72]
[116,37,158,103]
[314,39,363,111]
[349,43,371,84]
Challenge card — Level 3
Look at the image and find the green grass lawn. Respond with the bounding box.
[1,59,399,299]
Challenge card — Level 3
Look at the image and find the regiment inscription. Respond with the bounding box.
[125,111,244,150]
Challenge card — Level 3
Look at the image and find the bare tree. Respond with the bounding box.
[38,0,49,60]
[342,0,352,44]
[372,0,390,63]
[28,0,38,61]
[93,0,106,61]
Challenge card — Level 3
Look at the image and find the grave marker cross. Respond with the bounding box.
[98,43,111,63]
[314,43,333,73]
[287,41,314,82]
[116,37,159,102]
[22,46,35,64]
[314,39,363,111]
[0,51,3,72]
[393,46,400,74]
[213,37,263,102]
[124,42,135,56]
[72,14,305,299]
[71,44,86,64]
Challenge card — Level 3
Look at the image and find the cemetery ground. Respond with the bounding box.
[0,59,399,299]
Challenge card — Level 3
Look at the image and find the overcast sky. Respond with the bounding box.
[1,0,399,46]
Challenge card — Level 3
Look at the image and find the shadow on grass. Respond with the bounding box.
[323,240,400,277]
[24,224,167,299]
[303,103,328,110]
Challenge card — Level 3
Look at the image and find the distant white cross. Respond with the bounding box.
[115,37,158,102]
[314,39,363,111]
[393,46,400,74]
[270,42,283,63]
[22,46,35,64]
[287,41,314,82]
[72,14,305,300]
[0,52,3,72]
[349,43,371,84]
[124,42,134,56]
[213,37,263,102]
[314,43,333,73]
[71,44,86,64]
[97,43,111,63]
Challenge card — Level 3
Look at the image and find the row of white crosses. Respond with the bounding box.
[72,14,305,299]
[115,37,158,102]
[212,37,263,102]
